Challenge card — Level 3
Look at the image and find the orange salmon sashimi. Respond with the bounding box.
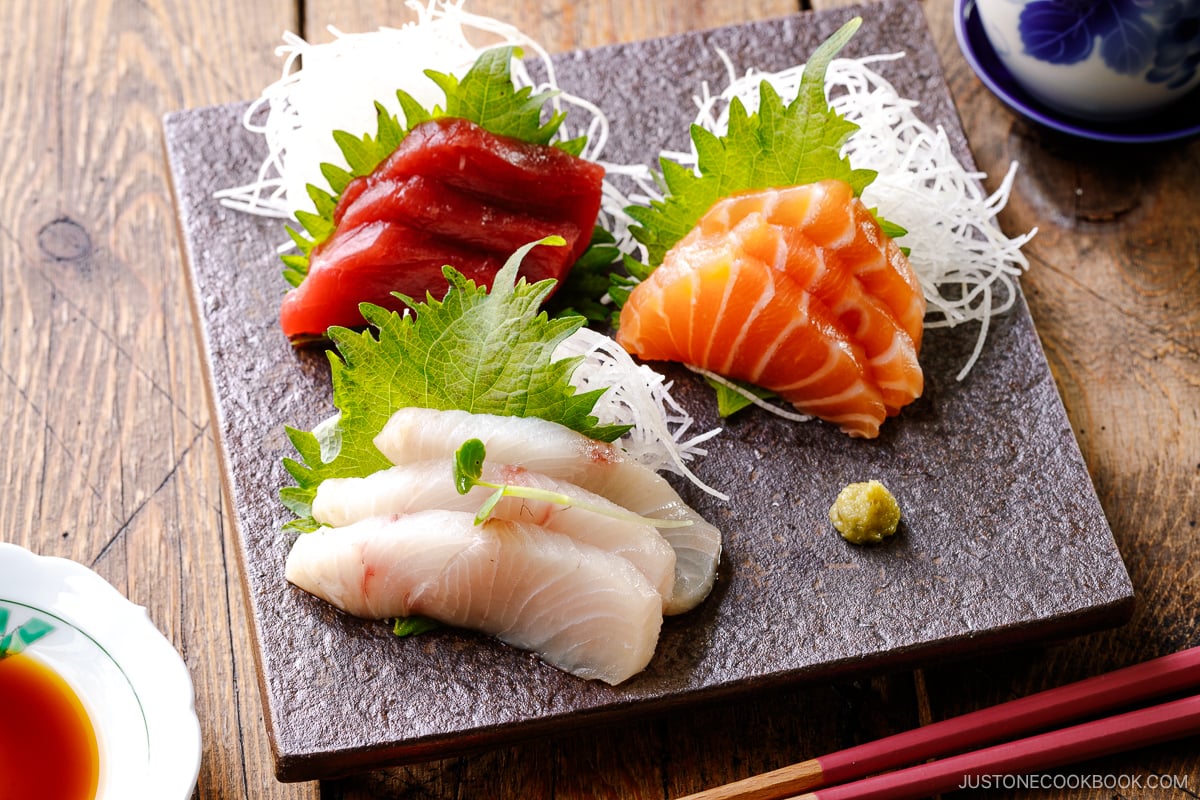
[720,213,922,416]
[696,179,926,347]
[617,235,889,438]
[617,180,926,438]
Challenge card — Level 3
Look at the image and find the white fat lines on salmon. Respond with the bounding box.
[285,407,722,685]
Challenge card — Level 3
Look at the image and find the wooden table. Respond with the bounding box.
[2,1,1196,798]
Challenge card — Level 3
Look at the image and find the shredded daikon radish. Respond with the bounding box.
[654,53,1037,381]
[556,328,726,500]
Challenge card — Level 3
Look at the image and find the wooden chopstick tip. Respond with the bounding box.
[673,758,825,800]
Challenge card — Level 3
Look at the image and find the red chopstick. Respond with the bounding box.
[677,646,1200,800]
[794,694,1200,800]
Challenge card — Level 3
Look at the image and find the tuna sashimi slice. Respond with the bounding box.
[280,117,605,343]
[279,220,505,339]
[333,174,583,271]
[378,117,605,231]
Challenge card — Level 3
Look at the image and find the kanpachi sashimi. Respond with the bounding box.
[617,179,926,438]
[285,407,723,684]
[285,511,663,685]
[312,461,678,603]
[373,407,723,616]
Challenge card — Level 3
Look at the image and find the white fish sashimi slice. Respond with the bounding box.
[311,461,677,603]
[373,408,722,615]
[284,510,663,685]
[374,407,623,484]
[570,464,722,617]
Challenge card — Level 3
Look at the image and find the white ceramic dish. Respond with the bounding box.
[0,542,201,799]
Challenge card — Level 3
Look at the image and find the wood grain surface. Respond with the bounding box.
[1,1,1196,800]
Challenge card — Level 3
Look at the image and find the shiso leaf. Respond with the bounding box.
[876,213,911,256]
[707,377,776,417]
[429,46,566,145]
[546,226,622,323]
[280,238,631,531]
[621,17,875,273]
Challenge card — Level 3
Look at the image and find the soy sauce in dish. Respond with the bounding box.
[0,652,100,800]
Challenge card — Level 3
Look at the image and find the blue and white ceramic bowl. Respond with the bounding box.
[975,0,1200,120]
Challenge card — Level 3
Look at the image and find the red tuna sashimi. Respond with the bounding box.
[378,117,604,223]
[280,221,509,340]
[617,180,925,438]
[333,176,583,257]
[280,117,605,343]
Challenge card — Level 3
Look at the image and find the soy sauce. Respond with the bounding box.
[0,652,99,800]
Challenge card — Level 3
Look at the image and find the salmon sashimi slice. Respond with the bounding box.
[757,179,925,348]
[285,510,663,685]
[718,213,922,416]
[618,236,889,438]
[617,179,925,437]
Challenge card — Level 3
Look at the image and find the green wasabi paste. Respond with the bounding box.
[829,480,901,544]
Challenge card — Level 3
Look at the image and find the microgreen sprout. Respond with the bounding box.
[452,438,693,529]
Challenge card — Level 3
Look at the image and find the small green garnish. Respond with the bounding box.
[452,438,692,529]
[451,439,507,525]
[280,237,631,532]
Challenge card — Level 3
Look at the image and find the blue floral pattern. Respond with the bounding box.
[1018,0,1200,86]
[1147,0,1200,87]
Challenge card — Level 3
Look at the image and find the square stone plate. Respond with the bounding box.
[164,0,1133,782]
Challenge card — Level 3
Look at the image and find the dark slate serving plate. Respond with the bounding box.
[164,0,1133,782]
